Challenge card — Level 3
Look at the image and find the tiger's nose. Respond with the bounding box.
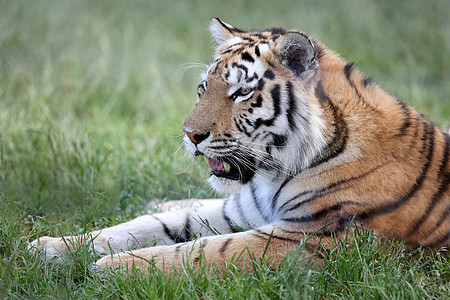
[183,129,211,145]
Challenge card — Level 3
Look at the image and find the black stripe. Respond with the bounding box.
[253,229,302,244]
[257,78,265,91]
[286,81,298,130]
[241,36,255,42]
[220,238,233,256]
[209,145,232,150]
[281,215,315,223]
[231,63,249,81]
[359,121,435,220]
[215,18,241,34]
[222,198,234,233]
[273,225,333,237]
[362,76,374,87]
[264,70,275,79]
[241,52,255,63]
[406,132,449,236]
[251,95,263,107]
[222,198,242,233]
[234,117,246,136]
[344,62,355,80]
[252,85,281,130]
[213,138,235,144]
[344,61,379,113]
[312,202,362,220]
[344,61,361,98]
[255,45,260,57]
[250,182,271,223]
[153,215,187,243]
[328,217,351,235]
[220,49,232,55]
[264,27,286,35]
[271,34,281,41]
[232,62,248,73]
[246,72,259,82]
[427,230,450,248]
[184,215,192,241]
[395,98,412,136]
[252,32,265,39]
[279,189,322,213]
[235,192,248,226]
[431,205,450,235]
[283,192,323,213]
[282,217,351,237]
[310,80,348,167]
[270,84,281,117]
[211,61,222,75]
[224,70,231,80]
[271,177,293,211]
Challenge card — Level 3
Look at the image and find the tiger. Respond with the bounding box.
[30,18,449,273]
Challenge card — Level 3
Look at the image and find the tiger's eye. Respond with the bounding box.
[240,87,252,95]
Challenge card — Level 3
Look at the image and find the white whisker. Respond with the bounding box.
[176,62,209,84]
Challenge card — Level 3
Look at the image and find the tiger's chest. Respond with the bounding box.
[223,174,314,229]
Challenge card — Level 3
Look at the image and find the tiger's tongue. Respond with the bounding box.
[204,157,224,172]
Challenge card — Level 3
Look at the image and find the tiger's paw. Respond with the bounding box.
[94,246,175,274]
[28,234,105,264]
[28,236,69,263]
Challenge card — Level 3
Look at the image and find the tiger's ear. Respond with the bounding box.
[276,32,318,78]
[210,18,241,45]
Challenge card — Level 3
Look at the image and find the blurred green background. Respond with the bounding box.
[0,1,449,298]
[0,0,449,222]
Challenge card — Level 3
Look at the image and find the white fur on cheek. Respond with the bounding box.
[183,134,197,155]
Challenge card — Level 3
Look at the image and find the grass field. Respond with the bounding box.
[0,0,449,298]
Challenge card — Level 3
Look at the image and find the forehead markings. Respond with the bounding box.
[205,39,272,88]
[210,60,223,75]
[241,51,255,63]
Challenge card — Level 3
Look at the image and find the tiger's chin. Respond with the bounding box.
[207,175,245,195]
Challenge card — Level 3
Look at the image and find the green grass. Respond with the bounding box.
[0,0,449,298]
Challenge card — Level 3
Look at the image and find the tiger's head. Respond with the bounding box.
[183,18,327,193]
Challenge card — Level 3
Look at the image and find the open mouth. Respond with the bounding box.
[204,156,240,181]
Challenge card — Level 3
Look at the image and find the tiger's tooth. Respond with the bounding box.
[204,156,209,164]
[223,162,230,172]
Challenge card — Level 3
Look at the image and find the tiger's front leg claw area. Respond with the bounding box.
[28,235,108,264]
[28,236,72,263]
[94,246,172,273]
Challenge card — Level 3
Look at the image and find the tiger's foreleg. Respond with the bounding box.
[29,199,235,262]
[94,223,320,273]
